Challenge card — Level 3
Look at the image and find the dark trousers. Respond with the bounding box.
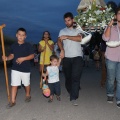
[63,56,83,101]
[48,81,61,96]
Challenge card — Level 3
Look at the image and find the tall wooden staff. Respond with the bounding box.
[0,24,10,102]
[40,42,46,88]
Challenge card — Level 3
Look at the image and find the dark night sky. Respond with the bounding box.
[0,0,119,44]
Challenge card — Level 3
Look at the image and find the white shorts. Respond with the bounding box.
[11,70,30,86]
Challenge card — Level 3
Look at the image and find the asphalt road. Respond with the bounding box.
[0,62,120,120]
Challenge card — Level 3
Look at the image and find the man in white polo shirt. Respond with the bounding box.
[57,12,83,106]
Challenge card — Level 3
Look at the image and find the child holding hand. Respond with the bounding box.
[42,55,61,102]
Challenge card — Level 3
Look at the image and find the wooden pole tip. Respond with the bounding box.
[0,24,6,29]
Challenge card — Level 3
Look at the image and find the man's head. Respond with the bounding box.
[64,12,74,28]
[16,28,27,43]
[115,7,120,22]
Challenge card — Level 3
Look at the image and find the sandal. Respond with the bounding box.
[25,96,31,102]
[6,102,16,109]
[56,96,61,101]
[48,99,53,103]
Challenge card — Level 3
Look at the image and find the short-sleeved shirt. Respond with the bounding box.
[39,40,54,64]
[102,25,120,62]
[47,66,59,83]
[58,27,83,58]
[10,42,34,72]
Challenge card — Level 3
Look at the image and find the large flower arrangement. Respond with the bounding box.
[74,1,115,32]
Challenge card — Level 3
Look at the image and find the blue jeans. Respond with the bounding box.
[106,59,120,104]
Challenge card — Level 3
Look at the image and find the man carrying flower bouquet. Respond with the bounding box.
[102,7,120,108]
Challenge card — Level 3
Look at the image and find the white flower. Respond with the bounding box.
[78,19,80,22]
[111,16,114,19]
[101,21,106,28]
[103,10,105,13]
[83,17,86,20]
[88,5,91,10]
[98,5,101,8]
[94,10,102,15]
[106,7,112,12]
[89,14,91,16]
[105,6,107,8]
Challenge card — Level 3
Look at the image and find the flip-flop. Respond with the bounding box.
[6,102,16,109]
[25,96,31,102]
[48,99,53,103]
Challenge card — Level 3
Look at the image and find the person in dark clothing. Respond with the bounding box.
[84,46,90,67]
[2,28,34,108]
[93,45,101,71]
[100,40,107,87]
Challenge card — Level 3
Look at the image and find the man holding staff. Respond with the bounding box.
[102,7,120,108]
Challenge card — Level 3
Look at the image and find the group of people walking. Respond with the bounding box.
[2,7,120,109]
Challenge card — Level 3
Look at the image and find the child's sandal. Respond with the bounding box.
[48,99,53,103]
[57,96,61,101]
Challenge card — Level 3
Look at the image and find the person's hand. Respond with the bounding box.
[108,16,116,27]
[42,73,46,80]
[2,56,7,61]
[44,39,48,44]
[42,46,46,52]
[79,33,85,39]
[60,35,68,41]
[16,57,25,64]
[108,19,114,27]
[60,50,65,59]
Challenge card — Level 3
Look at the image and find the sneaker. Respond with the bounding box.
[25,96,31,102]
[71,100,78,106]
[107,96,114,103]
[6,102,16,109]
[48,99,53,103]
[117,103,120,108]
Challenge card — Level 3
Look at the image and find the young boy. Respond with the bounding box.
[42,55,61,102]
[2,28,34,108]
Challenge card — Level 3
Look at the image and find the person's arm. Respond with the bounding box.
[59,35,82,42]
[46,41,54,51]
[104,19,114,38]
[2,54,14,61]
[57,58,62,67]
[38,44,45,52]
[57,37,65,58]
[16,54,34,65]
[42,71,48,80]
